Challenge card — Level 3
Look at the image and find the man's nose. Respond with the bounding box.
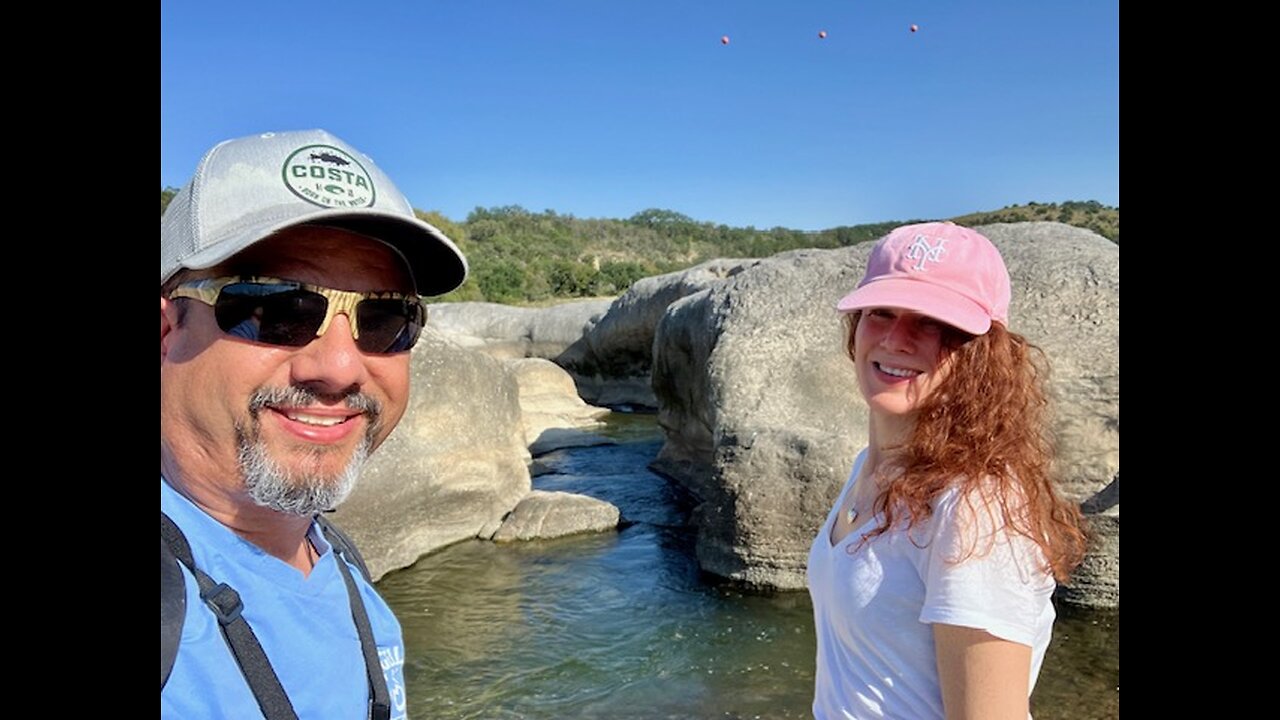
[289,313,369,394]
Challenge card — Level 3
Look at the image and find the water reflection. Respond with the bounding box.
[1032,604,1120,720]
[377,414,1118,719]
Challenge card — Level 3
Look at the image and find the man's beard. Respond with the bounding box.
[236,386,382,516]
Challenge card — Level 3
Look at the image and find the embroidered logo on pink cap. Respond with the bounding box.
[836,222,1011,335]
[903,234,948,271]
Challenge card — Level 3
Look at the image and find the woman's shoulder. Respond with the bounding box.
[926,477,1050,578]
[931,474,1032,526]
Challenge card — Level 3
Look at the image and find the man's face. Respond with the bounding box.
[160,226,414,515]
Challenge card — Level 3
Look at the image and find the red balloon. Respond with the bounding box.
[818,30,828,39]
[910,24,919,33]
[721,35,730,45]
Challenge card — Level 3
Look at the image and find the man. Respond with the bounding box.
[160,129,467,719]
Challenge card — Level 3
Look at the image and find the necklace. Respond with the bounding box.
[845,506,858,526]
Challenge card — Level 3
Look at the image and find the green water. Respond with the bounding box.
[378,414,1118,719]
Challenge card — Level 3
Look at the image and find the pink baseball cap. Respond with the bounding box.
[836,222,1010,335]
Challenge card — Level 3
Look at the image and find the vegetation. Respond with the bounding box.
[161,187,178,215]
[161,188,1118,303]
[419,206,912,304]
[952,200,1118,244]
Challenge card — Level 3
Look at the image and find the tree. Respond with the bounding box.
[161,187,179,215]
[599,261,650,293]
[474,260,527,303]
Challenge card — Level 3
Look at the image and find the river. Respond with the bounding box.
[378,413,1119,719]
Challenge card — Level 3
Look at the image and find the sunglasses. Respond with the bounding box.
[169,276,426,353]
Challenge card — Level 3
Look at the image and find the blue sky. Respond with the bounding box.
[161,1,1118,231]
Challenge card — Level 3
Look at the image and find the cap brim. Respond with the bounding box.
[312,211,468,297]
[175,208,468,297]
[835,277,992,335]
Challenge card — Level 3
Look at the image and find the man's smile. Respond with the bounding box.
[278,409,360,428]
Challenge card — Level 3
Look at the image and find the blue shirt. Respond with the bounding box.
[161,479,408,719]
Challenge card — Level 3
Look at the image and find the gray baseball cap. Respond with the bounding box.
[161,129,468,296]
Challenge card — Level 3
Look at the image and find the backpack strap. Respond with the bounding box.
[161,536,186,689]
[316,514,373,582]
[319,516,392,720]
[161,512,301,720]
[161,511,391,720]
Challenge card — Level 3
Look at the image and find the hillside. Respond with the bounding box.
[952,201,1118,245]
[160,188,1117,303]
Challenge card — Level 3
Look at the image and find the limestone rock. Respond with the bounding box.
[559,258,760,407]
[1064,475,1120,608]
[979,223,1120,501]
[331,330,532,579]
[491,490,621,542]
[428,300,611,360]
[527,427,615,456]
[509,357,611,455]
[651,249,867,590]
[1061,510,1119,608]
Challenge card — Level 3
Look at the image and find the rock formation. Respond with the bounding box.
[334,337,622,577]
[509,357,612,455]
[558,259,760,407]
[428,299,611,360]
[650,223,1120,607]
[332,330,533,579]
[491,490,622,542]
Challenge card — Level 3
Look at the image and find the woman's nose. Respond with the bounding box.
[880,317,915,352]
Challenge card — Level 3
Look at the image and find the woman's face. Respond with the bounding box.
[852,307,954,421]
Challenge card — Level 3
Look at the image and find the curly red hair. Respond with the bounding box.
[844,311,1086,582]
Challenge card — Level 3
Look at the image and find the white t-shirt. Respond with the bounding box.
[807,450,1056,720]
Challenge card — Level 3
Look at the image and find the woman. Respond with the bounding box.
[807,222,1086,720]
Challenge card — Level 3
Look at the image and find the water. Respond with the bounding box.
[378,414,1119,719]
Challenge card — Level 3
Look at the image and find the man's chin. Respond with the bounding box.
[239,440,369,516]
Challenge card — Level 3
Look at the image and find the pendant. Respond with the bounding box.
[845,506,858,525]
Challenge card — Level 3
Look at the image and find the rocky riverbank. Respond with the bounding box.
[331,333,620,579]
[342,222,1119,607]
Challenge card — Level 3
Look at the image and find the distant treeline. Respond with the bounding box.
[160,188,1117,304]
